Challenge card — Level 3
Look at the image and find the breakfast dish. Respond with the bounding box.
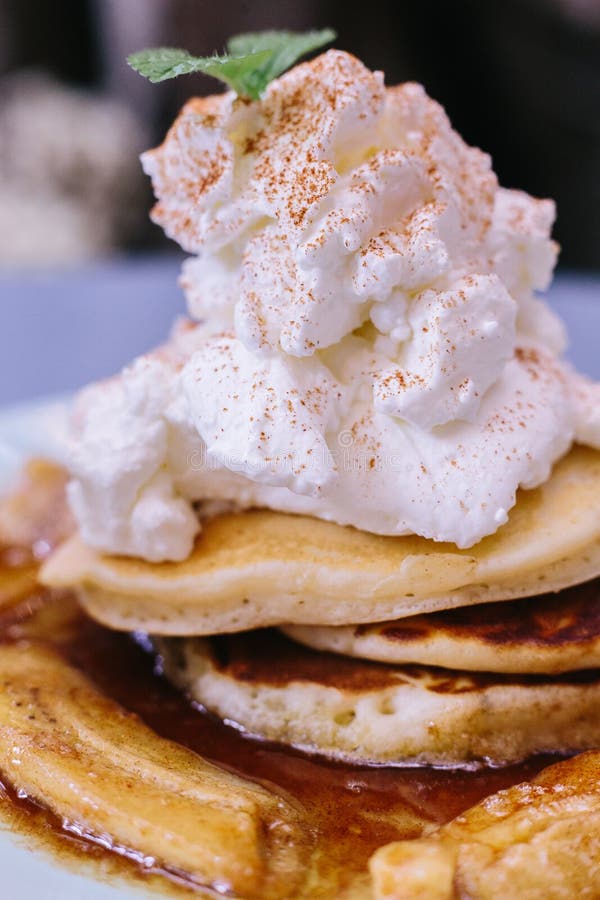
[2,28,600,898]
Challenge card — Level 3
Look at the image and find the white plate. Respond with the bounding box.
[0,394,71,489]
[0,393,159,899]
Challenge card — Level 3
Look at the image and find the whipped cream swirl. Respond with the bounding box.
[68,51,600,561]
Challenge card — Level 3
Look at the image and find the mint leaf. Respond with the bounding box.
[227,29,337,95]
[127,47,273,92]
[127,28,336,99]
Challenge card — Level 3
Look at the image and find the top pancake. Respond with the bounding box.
[41,446,600,635]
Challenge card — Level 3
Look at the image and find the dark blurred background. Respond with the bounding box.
[0,0,598,405]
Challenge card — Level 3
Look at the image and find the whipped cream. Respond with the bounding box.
[68,51,600,561]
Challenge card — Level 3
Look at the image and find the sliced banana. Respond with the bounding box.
[0,642,311,899]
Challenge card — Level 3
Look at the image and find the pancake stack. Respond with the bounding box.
[41,444,600,767]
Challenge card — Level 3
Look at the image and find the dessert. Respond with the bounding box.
[2,29,600,899]
[42,43,600,766]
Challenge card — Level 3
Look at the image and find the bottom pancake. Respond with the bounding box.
[156,630,600,768]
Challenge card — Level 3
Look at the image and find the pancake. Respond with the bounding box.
[41,447,600,635]
[283,579,600,675]
[156,630,600,768]
[370,750,600,899]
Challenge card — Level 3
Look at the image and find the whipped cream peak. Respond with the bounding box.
[142,51,499,361]
[181,329,342,495]
[67,357,199,562]
[372,273,517,429]
[68,50,600,561]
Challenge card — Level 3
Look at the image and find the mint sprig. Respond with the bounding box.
[127,28,336,100]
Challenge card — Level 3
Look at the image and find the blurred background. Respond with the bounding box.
[0,0,599,405]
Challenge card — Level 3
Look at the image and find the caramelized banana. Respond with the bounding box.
[0,459,73,621]
[370,751,600,899]
[0,642,311,898]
